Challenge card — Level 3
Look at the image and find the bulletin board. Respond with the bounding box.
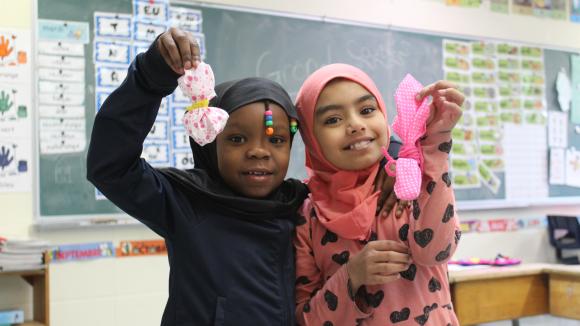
[33,0,580,224]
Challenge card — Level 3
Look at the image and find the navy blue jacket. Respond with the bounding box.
[87,45,297,326]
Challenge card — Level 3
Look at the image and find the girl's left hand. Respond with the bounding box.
[415,80,465,133]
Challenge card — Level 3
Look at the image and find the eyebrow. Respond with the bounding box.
[315,94,377,117]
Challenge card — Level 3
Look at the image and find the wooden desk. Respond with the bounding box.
[449,264,549,325]
[449,264,580,325]
[545,265,580,320]
[449,263,580,326]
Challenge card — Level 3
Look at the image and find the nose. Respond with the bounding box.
[346,117,366,135]
[246,142,271,160]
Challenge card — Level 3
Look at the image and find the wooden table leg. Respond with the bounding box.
[549,273,580,319]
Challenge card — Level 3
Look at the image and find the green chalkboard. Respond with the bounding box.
[36,0,580,221]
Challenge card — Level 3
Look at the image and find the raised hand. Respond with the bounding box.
[157,27,201,74]
[415,80,464,134]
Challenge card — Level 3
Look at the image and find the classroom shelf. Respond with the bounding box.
[0,254,50,326]
[21,322,46,326]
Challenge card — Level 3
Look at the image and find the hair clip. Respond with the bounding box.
[264,102,274,136]
[290,119,298,134]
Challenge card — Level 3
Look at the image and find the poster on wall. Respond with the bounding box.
[0,29,31,83]
[445,0,482,7]
[533,0,567,19]
[0,28,32,192]
[37,20,89,155]
[0,139,31,192]
[572,0,580,22]
[490,0,509,13]
[443,38,548,197]
[88,1,206,200]
[513,0,534,15]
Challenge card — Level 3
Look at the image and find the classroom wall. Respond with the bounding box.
[1,0,579,325]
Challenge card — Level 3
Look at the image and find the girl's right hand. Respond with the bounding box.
[157,27,201,74]
[347,240,411,291]
[373,172,410,219]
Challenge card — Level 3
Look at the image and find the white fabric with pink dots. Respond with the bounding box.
[177,62,229,146]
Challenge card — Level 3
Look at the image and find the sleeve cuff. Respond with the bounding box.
[420,131,452,147]
[336,266,374,317]
[136,37,181,95]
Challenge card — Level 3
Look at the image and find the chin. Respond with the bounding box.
[340,154,382,171]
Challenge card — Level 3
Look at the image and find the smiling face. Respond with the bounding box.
[313,79,389,171]
[216,101,291,198]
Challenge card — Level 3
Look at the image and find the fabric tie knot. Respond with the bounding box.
[178,62,229,146]
[382,74,430,200]
[398,143,423,164]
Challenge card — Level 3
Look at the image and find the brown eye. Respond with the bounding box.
[324,117,340,125]
[228,135,245,143]
[269,136,286,145]
[360,107,376,115]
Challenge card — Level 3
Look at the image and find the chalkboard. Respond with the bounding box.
[36,0,580,222]
[37,0,133,220]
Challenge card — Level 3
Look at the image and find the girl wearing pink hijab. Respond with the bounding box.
[294,64,463,325]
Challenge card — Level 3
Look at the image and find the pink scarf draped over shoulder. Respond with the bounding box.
[295,64,390,241]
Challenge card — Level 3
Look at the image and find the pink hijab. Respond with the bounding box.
[296,64,390,240]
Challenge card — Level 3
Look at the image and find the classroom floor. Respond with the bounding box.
[481,315,580,325]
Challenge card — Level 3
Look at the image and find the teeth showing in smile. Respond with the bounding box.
[246,171,271,175]
[349,140,371,150]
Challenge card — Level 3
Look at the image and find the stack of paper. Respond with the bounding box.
[0,237,53,271]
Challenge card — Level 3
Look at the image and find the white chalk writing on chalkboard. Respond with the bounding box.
[255,46,332,94]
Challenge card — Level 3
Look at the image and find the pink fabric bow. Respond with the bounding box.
[382,74,430,200]
[178,62,229,146]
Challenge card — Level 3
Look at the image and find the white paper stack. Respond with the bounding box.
[0,237,53,271]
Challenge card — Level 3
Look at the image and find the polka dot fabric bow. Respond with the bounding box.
[178,62,229,146]
[382,74,431,201]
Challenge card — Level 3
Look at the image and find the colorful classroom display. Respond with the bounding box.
[443,39,548,196]
[30,0,206,200]
[48,239,167,263]
[1,0,579,214]
[445,0,578,23]
[0,28,32,192]
[444,39,580,200]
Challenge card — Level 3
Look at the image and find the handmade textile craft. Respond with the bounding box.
[178,62,229,146]
[382,74,431,201]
